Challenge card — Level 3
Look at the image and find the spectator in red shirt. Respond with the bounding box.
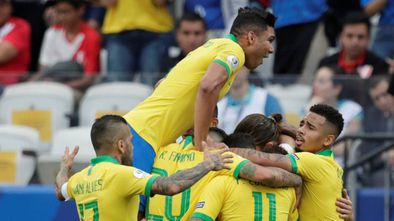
[319,12,389,78]
[33,0,101,92]
[0,0,31,85]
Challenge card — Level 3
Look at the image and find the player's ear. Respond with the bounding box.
[247,31,256,45]
[210,118,219,127]
[117,139,125,154]
[323,134,336,147]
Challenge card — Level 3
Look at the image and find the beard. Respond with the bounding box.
[121,154,132,166]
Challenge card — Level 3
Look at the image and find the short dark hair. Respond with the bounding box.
[309,104,344,137]
[342,12,371,33]
[230,7,276,37]
[234,113,282,147]
[47,0,86,9]
[368,76,389,91]
[224,133,255,149]
[91,115,128,151]
[208,127,228,142]
[175,12,206,30]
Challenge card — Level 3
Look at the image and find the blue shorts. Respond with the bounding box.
[128,124,156,212]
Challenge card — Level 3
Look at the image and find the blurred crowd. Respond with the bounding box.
[0,0,393,187]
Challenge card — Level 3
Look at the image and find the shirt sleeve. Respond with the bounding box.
[117,166,158,197]
[83,30,101,74]
[212,41,244,76]
[67,176,75,199]
[3,20,30,54]
[191,176,227,221]
[287,152,325,182]
[217,152,249,179]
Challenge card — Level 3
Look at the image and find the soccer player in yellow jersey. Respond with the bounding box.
[122,7,277,177]
[191,133,298,221]
[146,133,302,221]
[54,115,234,221]
[232,104,347,221]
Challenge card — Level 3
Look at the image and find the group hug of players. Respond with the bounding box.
[54,7,353,221]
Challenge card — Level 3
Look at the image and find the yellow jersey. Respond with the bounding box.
[67,156,158,221]
[124,35,245,151]
[146,138,249,221]
[288,149,343,221]
[192,175,298,221]
[102,0,173,34]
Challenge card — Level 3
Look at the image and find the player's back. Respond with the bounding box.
[146,139,248,221]
[68,156,156,221]
[193,175,298,221]
[289,151,344,220]
[124,36,245,150]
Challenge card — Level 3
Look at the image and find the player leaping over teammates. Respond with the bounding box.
[122,7,276,175]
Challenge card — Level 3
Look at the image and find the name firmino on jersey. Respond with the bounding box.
[158,151,196,162]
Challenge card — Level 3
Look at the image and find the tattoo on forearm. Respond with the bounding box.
[231,148,289,166]
[264,167,302,187]
[154,162,211,195]
[241,163,257,179]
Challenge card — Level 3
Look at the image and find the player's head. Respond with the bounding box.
[224,133,255,149]
[340,12,370,60]
[176,12,206,55]
[91,115,133,166]
[230,7,276,70]
[234,113,281,150]
[0,0,12,26]
[296,104,344,153]
[208,127,228,143]
[52,0,85,28]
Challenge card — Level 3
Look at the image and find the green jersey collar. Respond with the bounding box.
[226,34,238,43]
[316,149,333,157]
[91,155,120,166]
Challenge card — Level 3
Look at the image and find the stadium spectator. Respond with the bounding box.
[218,67,283,134]
[362,0,394,60]
[319,12,389,78]
[123,7,276,179]
[184,0,224,38]
[232,104,347,220]
[34,0,101,93]
[100,0,172,84]
[324,0,361,53]
[270,0,327,75]
[0,0,31,86]
[305,66,363,165]
[358,76,394,186]
[55,115,233,221]
[191,133,299,221]
[160,12,207,74]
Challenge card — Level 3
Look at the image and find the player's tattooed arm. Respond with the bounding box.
[231,148,293,172]
[151,145,233,196]
[55,146,79,201]
[239,162,302,187]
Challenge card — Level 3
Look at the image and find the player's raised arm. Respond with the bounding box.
[238,161,302,187]
[151,143,233,195]
[231,148,294,172]
[194,63,229,151]
[55,146,79,201]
